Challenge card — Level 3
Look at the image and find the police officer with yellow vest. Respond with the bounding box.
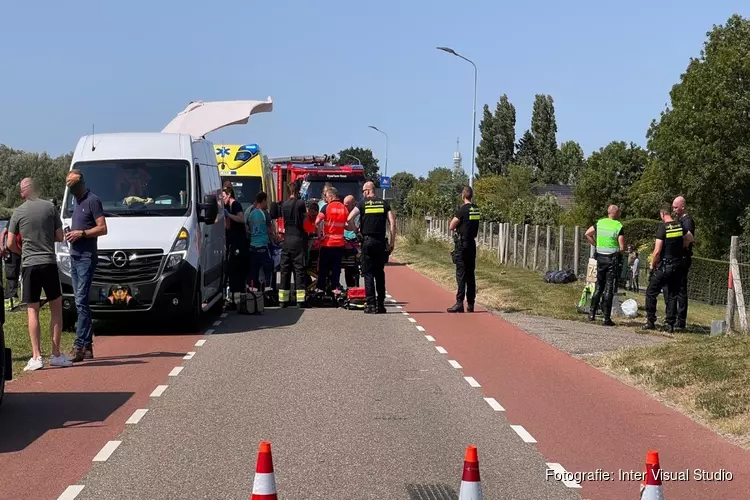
[646,204,695,332]
[585,205,625,326]
[448,186,481,313]
[346,181,396,314]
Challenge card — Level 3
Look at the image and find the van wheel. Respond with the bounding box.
[0,329,6,409]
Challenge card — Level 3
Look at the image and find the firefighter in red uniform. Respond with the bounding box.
[315,186,348,294]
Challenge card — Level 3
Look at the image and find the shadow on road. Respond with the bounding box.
[405,483,458,500]
[217,306,305,334]
[92,315,218,336]
[0,391,133,453]
[386,262,409,267]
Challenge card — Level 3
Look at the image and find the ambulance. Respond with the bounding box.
[215,143,276,208]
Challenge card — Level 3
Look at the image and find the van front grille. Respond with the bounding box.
[93,249,164,284]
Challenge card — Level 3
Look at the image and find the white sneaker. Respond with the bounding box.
[24,357,44,371]
[50,354,73,367]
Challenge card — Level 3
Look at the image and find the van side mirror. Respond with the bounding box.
[199,194,218,224]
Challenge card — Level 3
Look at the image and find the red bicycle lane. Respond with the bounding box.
[385,264,750,500]
[0,332,200,500]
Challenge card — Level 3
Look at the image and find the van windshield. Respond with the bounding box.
[63,160,191,217]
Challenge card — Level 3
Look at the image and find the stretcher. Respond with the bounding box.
[303,237,361,306]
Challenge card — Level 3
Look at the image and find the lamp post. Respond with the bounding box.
[368,125,389,198]
[437,46,477,188]
[346,154,361,165]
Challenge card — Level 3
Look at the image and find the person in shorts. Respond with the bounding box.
[7,178,72,370]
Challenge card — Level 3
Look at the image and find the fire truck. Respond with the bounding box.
[270,156,366,288]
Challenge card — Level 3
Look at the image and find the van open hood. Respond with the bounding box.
[161,99,273,137]
[61,217,190,253]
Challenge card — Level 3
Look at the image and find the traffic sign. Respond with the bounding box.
[380,176,391,188]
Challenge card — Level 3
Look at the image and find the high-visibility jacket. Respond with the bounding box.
[321,200,347,247]
[595,218,623,255]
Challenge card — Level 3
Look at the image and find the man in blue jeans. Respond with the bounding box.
[246,192,275,291]
[65,170,107,362]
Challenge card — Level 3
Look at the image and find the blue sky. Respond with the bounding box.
[1,0,746,178]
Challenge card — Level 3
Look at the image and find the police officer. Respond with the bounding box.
[278,179,309,308]
[347,181,396,314]
[447,186,480,313]
[671,195,695,330]
[585,204,625,326]
[646,204,695,332]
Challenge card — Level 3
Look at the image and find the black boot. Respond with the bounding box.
[364,304,377,314]
[602,318,615,327]
[645,321,656,330]
[466,303,474,313]
[377,302,387,314]
[447,303,464,313]
[662,324,674,333]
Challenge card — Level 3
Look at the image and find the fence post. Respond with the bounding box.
[545,225,551,271]
[497,223,503,262]
[488,223,494,250]
[533,225,540,271]
[505,223,511,264]
[522,224,529,268]
[511,224,517,265]
[573,226,581,276]
[482,222,487,247]
[558,225,565,270]
[727,236,748,332]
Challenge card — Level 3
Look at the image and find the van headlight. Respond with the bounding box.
[166,227,189,270]
[57,243,71,275]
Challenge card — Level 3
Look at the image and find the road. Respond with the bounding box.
[0,264,747,499]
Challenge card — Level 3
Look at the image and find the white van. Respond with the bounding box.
[56,133,224,331]
[56,99,273,331]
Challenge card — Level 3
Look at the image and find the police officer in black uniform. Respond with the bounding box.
[671,195,695,330]
[346,181,396,314]
[448,186,480,313]
[646,204,695,332]
[278,179,309,308]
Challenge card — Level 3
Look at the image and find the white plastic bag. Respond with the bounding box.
[621,298,638,318]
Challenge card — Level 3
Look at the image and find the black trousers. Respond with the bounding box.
[590,253,619,320]
[362,236,387,306]
[279,239,307,303]
[454,242,477,304]
[647,260,682,326]
[676,256,691,327]
[318,246,344,292]
[227,245,249,294]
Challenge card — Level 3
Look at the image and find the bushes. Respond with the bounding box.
[622,218,660,249]
[405,218,426,246]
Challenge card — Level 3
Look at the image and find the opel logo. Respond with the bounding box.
[112,251,128,268]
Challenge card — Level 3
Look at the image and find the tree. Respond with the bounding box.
[0,145,70,210]
[516,130,537,171]
[475,95,517,177]
[629,15,750,257]
[558,141,586,185]
[403,166,466,217]
[335,146,380,182]
[473,164,535,221]
[531,193,563,226]
[573,141,647,225]
[531,94,560,184]
[390,171,417,215]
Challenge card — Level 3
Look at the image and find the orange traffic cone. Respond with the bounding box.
[251,441,278,500]
[639,450,664,500]
[458,445,483,500]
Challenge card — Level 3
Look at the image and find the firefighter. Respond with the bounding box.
[447,186,481,313]
[584,204,625,326]
[315,186,348,295]
[278,180,308,308]
[646,204,695,332]
[347,181,396,314]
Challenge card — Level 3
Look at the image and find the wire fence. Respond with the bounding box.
[399,216,748,334]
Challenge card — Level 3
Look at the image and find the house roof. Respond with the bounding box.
[533,184,574,209]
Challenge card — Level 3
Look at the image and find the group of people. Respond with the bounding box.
[276,180,396,313]
[1,173,106,371]
[585,196,695,331]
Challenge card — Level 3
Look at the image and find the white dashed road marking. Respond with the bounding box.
[168,366,184,377]
[183,352,196,360]
[435,346,448,354]
[510,425,537,443]
[415,325,425,332]
[396,305,402,309]
[546,463,583,489]
[150,385,168,397]
[464,376,481,388]
[195,339,207,346]
[126,409,148,424]
[408,318,416,323]
[425,335,435,342]
[93,440,122,462]
[212,320,222,326]
[402,312,409,316]
[386,294,392,299]
[448,360,462,369]
[204,330,214,336]
[58,485,85,499]
[484,397,505,412]
[220,313,228,318]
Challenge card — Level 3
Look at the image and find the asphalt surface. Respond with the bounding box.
[73,305,579,499]
[385,264,750,500]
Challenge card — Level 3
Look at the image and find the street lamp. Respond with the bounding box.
[346,154,361,165]
[368,125,389,198]
[437,46,477,188]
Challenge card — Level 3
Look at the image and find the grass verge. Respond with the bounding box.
[392,237,750,447]
[4,306,76,378]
